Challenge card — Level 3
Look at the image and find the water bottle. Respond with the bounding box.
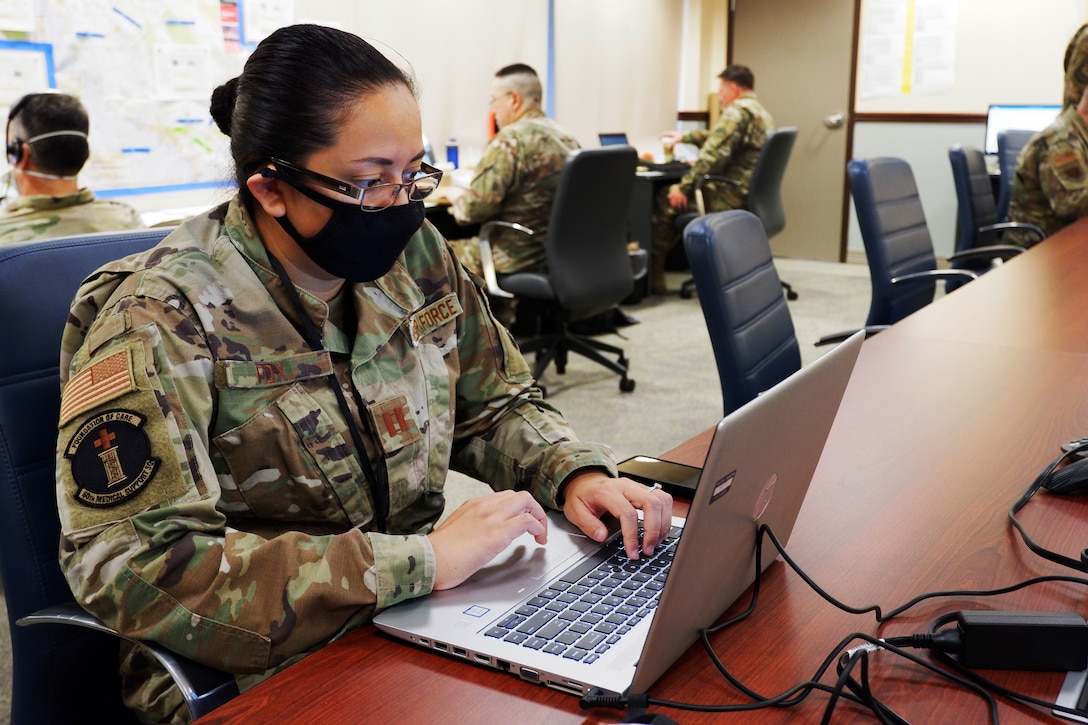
[446,137,459,169]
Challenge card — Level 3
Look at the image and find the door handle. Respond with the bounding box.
[823,113,846,130]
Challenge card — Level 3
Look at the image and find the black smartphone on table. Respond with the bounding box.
[617,455,702,499]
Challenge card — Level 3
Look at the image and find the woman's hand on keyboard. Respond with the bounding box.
[560,471,673,560]
[429,490,548,590]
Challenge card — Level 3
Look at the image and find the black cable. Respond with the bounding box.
[823,645,863,725]
[1008,440,1088,575]
[756,523,1088,622]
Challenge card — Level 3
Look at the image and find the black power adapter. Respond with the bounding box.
[955,611,1088,671]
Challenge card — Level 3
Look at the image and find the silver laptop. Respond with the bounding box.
[374,331,864,697]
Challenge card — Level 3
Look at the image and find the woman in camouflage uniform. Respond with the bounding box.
[54,24,671,723]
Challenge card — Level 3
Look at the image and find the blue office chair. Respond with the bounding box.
[948,144,1042,291]
[0,229,238,724]
[846,157,1022,327]
[995,129,1036,222]
[682,210,801,415]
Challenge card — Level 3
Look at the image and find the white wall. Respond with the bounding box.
[849,121,985,259]
[855,0,1085,114]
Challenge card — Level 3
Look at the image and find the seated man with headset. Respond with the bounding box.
[0,92,143,245]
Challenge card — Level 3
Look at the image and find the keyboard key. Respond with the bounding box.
[536,620,568,640]
[498,614,526,629]
[563,648,589,661]
[543,642,568,655]
[575,632,606,650]
[524,637,547,650]
[503,631,529,644]
[516,610,556,635]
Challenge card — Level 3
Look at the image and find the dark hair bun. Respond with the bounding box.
[209,77,240,136]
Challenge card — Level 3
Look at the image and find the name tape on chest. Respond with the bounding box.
[409,294,463,341]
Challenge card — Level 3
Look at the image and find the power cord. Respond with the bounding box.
[1008,439,1088,574]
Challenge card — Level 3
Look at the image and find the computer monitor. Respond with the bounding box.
[598,132,629,147]
[984,104,1060,154]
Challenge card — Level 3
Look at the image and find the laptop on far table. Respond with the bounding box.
[374,331,864,698]
[598,132,629,147]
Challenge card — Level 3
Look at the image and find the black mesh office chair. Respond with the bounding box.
[948,144,1044,290]
[683,210,801,415]
[845,157,1022,327]
[675,127,799,301]
[995,129,1036,222]
[482,146,639,393]
[0,229,238,724]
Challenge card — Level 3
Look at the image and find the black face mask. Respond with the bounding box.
[266,169,425,283]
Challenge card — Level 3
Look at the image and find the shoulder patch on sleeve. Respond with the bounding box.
[58,339,194,533]
[59,348,135,426]
[63,409,160,508]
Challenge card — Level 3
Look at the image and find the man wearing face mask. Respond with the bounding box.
[0,92,143,244]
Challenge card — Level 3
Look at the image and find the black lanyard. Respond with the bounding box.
[266,252,388,533]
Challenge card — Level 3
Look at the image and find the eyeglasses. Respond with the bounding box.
[488,91,513,107]
[269,157,443,212]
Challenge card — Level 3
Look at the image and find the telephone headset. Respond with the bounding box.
[6,92,88,166]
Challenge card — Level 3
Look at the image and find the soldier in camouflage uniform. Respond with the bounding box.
[1,92,143,244]
[54,25,671,724]
[651,65,773,294]
[448,63,580,277]
[1008,24,1088,245]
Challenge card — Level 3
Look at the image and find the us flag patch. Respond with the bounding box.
[59,350,136,425]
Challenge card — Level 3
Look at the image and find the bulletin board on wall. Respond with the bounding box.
[854,0,1086,115]
[0,0,294,198]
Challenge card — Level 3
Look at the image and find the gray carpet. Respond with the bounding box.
[0,257,873,725]
[537,258,874,462]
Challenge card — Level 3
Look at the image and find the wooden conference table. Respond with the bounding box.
[198,219,1088,723]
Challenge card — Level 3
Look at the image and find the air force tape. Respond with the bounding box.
[64,408,161,508]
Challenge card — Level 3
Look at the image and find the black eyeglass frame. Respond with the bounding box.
[268,157,443,212]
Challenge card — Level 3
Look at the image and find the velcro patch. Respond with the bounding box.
[59,349,135,426]
[409,294,463,341]
[373,395,422,451]
[63,408,161,508]
[215,350,334,389]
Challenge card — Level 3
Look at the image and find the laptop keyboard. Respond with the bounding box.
[483,525,682,664]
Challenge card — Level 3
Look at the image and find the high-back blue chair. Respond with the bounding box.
[996,129,1036,222]
[847,157,1022,327]
[0,228,237,724]
[948,144,1043,291]
[682,210,801,415]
